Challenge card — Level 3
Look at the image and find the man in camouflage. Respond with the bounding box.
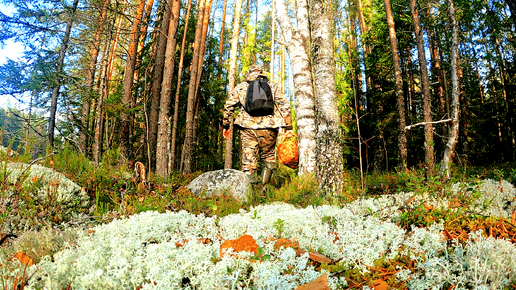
[222,64,292,184]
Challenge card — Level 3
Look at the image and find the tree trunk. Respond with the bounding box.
[155,0,182,177]
[170,0,193,172]
[48,0,80,147]
[149,0,172,170]
[80,0,109,156]
[309,0,344,195]
[218,0,227,69]
[93,11,124,164]
[119,0,147,166]
[223,0,244,169]
[270,0,275,80]
[182,0,207,174]
[276,0,316,174]
[426,2,446,118]
[384,0,407,170]
[194,0,213,98]
[440,0,460,179]
[93,38,111,164]
[410,0,434,178]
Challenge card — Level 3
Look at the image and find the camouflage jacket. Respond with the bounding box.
[223,71,292,130]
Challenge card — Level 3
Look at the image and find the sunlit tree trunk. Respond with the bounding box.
[224,0,244,169]
[310,0,344,194]
[119,0,147,166]
[80,0,109,156]
[276,0,316,174]
[155,0,182,177]
[440,0,460,179]
[426,2,446,118]
[190,0,213,171]
[270,0,275,80]
[182,0,207,174]
[93,12,124,164]
[218,0,227,69]
[48,0,80,147]
[170,0,193,172]
[410,0,434,178]
[93,39,111,165]
[134,0,155,82]
[148,0,172,171]
[384,0,407,170]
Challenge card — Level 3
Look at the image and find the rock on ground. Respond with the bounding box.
[187,169,252,202]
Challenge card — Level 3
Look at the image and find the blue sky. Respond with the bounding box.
[0,3,24,108]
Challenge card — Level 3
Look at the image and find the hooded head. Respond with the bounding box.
[246,64,264,80]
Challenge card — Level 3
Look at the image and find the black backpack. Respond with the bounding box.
[245,76,274,117]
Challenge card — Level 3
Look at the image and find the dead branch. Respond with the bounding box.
[405,118,452,130]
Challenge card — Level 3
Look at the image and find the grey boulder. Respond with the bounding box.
[187,169,253,202]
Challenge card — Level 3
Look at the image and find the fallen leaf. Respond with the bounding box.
[372,279,390,290]
[10,252,33,267]
[220,235,258,258]
[296,273,330,290]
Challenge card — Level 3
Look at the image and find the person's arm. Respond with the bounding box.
[222,84,243,129]
[273,83,292,129]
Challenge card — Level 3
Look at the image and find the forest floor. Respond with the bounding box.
[2,145,516,289]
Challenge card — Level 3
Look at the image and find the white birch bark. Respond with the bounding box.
[440,0,460,179]
[310,0,344,194]
[275,0,316,174]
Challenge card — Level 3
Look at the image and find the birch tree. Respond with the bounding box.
[309,0,344,194]
[275,0,316,174]
[440,0,460,179]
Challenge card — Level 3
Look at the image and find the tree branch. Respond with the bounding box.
[405,118,452,130]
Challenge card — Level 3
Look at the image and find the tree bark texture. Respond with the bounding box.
[218,0,227,69]
[149,0,172,170]
[310,0,344,195]
[183,0,207,174]
[384,0,407,170]
[93,10,123,164]
[119,0,147,166]
[440,0,460,179]
[155,0,181,177]
[275,0,316,175]
[170,0,193,172]
[224,0,244,169]
[270,0,275,81]
[410,0,434,178]
[48,0,80,147]
[80,0,109,156]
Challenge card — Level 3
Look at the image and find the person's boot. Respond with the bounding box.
[261,162,277,185]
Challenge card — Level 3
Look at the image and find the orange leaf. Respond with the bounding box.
[32,176,38,183]
[220,235,258,258]
[10,252,33,267]
[296,273,330,290]
[372,279,390,290]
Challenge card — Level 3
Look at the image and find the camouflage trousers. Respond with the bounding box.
[240,128,278,174]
